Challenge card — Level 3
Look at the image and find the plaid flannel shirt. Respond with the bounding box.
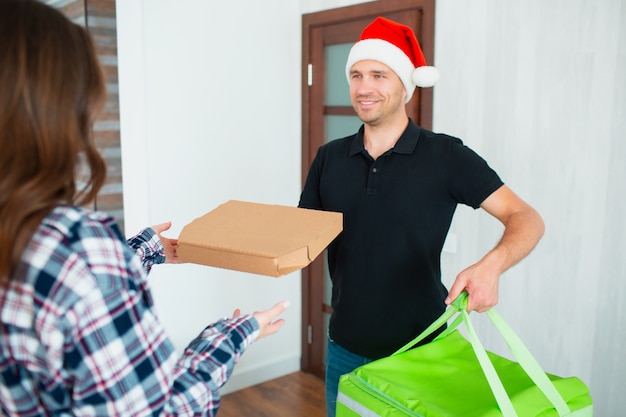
[0,206,259,416]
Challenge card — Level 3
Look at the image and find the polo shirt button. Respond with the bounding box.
[372,168,377,173]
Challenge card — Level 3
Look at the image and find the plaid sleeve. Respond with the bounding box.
[68,277,259,417]
[57,220,176,415]
[165,315,260,416]
[41,212,259,416]
[126,227,166,274]
[1,208,261,416]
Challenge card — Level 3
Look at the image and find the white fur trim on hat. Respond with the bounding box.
[346,38,417,103]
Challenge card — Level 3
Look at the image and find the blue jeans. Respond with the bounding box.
[325,337,372,417]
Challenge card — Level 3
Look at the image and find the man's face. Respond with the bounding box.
[348,60,407,126]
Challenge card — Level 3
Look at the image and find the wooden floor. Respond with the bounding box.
[219,371,326,417]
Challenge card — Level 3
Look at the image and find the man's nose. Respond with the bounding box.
[353,77,374,94]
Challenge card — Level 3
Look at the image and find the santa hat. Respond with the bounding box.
[345,16,439,102]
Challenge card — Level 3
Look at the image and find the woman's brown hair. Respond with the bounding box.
[0,0,108,283]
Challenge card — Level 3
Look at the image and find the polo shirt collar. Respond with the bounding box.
[349,118,421,156]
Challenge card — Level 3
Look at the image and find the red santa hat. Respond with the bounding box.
[345,16,439,102]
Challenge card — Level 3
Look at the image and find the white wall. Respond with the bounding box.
[434,1,626,415]
[117,0,303,394]
[118,0,626,413]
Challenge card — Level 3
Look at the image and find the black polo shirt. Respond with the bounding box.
[298,119,503,359]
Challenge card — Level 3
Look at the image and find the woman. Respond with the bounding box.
[0,1,288,415]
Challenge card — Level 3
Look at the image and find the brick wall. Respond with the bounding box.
[46,0,125,233]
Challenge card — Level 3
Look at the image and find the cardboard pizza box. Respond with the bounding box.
[177,200,342,277]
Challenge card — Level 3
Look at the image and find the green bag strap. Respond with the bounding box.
[461,306,518,417]
[391,292,468,356]
[392,291,572,417]
[484,308,572,416]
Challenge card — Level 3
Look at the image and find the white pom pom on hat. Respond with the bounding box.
[345,16,439,103]
[413,65,440,88]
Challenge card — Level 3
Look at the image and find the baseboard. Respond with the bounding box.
[220,354,301,395]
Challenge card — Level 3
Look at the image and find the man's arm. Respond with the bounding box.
[445,185,545,312]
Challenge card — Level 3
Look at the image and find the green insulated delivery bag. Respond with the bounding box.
[337,292,592,417]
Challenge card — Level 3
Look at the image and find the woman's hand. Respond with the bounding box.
[253,300,290,340]
[151,222,179,264]
[232,301,290,341]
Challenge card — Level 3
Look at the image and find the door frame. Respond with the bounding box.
[300,0,436,378]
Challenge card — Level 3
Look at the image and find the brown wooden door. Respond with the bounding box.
[300,0,436,379]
